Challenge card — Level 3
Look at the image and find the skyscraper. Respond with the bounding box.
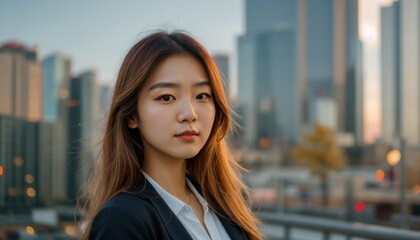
[237,0,362,148]
[40,52,72,204]
[0,42,42,121]
[42,53,71,122]
[238,28,300,145]
[212,54,230,97]
[100,84,112,117]
[381,1,401,145]
[306,0,363,143]
[238,0,302,146]
[68,70,101,201]
[0,116,40,211]
[400,0,420,146]
[0,42,43,210]
[381,0,420,146]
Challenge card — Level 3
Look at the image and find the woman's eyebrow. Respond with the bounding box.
[148,80,210,91]
[194,81,211,88]
[148,82,178,91]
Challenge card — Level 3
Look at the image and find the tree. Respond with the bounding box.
[293,122,345,207]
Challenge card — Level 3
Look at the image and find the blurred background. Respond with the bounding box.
[1,0,420,239]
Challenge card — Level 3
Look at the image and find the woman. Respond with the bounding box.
[82,31,263,240]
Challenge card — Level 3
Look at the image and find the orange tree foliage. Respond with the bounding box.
[293,123,345,179]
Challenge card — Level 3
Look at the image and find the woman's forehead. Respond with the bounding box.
[143,55,210,88]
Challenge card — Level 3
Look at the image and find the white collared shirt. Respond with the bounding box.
[142,172,231,240]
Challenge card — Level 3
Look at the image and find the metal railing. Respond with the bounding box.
[258,212,420,240]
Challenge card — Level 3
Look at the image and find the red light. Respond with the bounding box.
[354,201,365,213]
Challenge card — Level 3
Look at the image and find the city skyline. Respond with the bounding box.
[0,0,398,143]
[0,0,243,84]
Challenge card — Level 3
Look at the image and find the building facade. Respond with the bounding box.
[212,54,231,98]
[237,0,362,149]
[68,70,101,201]
[0,115,40,211]
[381,0,420,146]
[0,42,44,210]
[0,42,42,121]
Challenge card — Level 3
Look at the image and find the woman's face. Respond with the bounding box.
[129,54,216,163]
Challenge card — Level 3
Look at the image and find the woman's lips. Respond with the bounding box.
[175,130,198,141]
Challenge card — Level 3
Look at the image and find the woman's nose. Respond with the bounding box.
[177,98,197,122]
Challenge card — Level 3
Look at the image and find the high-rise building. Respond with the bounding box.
[381,1,401,145]
[237,0,362,148]
[212,54,230,97]
[0,42,42,121]
[68,70,101,201]
[39,53,72,204]
[42,53,71,122]
[0,115,40,211]
[100,84,112,118]
[37,120,68,205]
[400,0,420,146]
[0,41,44,210]
[238,28,300,145]
[381,0,420,146]
[306,0,363,143]
[343,0,364,145]
[245,0,296,34]
[238,0,302,146]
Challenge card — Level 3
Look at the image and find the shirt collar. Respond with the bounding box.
[186,178,208,209]
[141,171,187,215]
[141,171,210,215]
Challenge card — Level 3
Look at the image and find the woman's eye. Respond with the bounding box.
[197,93,212,100]
[158,95,175,102]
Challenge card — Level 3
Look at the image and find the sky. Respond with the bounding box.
[0,0,243,84]
[1,0,396,143]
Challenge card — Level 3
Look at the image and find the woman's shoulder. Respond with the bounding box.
[89,192,158,239]
[100,191,156,216]
[104,191,145,206]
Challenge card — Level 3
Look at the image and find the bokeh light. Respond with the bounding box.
[412,185,420,195]
[26,226,35,235]
[14,157,23,167]
[26,187,36,198]
[354,201,365,213]
[387,149,401,166]
[25,174,34,184]
[64,225,76,236]
[375,169,385,182]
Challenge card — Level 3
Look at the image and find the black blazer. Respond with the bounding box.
[89,176,249,239]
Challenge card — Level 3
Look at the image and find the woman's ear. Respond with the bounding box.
[128,119,138,129]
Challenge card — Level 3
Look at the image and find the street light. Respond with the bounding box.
[386,139,408,229]
[386,149,401,166]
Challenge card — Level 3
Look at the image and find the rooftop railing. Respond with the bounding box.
[258,212,420,240]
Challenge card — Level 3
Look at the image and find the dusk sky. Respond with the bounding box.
[0,0,243,84]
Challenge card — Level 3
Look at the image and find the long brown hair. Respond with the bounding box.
[81,31,262,240]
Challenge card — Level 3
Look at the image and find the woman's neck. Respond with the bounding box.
[143,158,189,198]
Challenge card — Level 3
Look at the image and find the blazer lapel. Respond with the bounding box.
[134,176,193,240]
